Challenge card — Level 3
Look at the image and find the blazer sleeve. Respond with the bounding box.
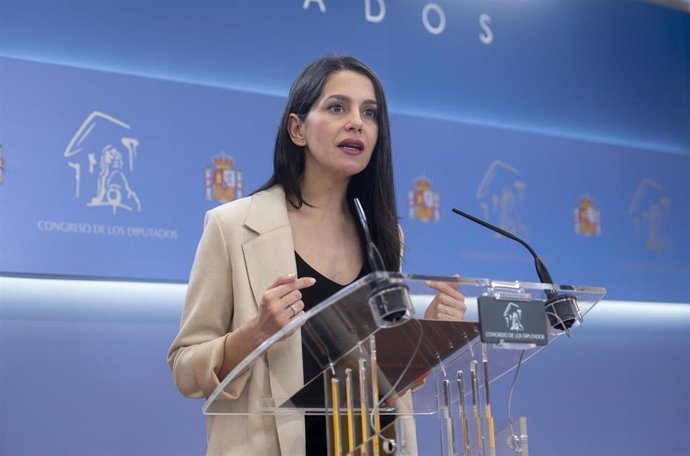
[167,210,251,399]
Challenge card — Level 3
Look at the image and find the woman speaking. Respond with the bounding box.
[168,55,466,456]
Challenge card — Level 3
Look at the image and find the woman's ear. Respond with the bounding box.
[287,113,307,146]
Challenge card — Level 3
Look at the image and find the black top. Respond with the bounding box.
[296,251,370,456]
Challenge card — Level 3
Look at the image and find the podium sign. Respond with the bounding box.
[477,296,548,346]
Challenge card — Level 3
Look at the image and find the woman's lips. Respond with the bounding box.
[338,139,364,155]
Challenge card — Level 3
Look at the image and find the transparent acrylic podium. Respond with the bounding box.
[204,273,606,456]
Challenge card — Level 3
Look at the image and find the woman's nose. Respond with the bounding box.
[345,111,363,131]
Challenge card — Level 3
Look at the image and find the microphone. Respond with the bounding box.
[353,198,412,327]
[353,197,386,272]
[451,208,581,331]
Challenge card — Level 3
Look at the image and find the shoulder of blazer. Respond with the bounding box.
[209,185,289,236]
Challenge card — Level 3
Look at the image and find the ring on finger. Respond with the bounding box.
[289,304,297,317]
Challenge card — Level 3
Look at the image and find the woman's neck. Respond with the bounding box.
[295,172,351,220]
[288,171,364,284]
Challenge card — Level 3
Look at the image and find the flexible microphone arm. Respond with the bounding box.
[353,198,386,272]
[451,208,554,285]
[352,198,412,329]
[452,207,581,331]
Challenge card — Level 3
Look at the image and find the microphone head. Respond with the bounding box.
[368,279,412,328]
[545,294,581,331]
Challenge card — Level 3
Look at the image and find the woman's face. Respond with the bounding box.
[289,70,379,181]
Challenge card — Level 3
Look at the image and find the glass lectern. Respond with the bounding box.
[204,273,606,456]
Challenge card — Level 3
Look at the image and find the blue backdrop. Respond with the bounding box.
[1,52,689,300]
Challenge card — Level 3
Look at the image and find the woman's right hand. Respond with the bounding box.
[219,273,316,381]
[252,273,316,342]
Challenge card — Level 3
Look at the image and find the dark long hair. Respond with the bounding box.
[255,55,401,271]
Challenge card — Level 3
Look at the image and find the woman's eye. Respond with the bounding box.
[328,104,345,113]
[363,108,378,119]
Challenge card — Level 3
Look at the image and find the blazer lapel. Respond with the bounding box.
[241,186,305,455]
[242,186,295,301]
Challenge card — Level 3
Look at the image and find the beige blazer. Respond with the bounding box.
[168,185,417,456]
[168,185,305,456]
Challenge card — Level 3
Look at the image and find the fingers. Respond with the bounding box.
[424,275,467,321]
[425,279,463,299]
[426,305,464,321]
[286,299,305,318]
[256,274,316,338]
[433,296,465,320]
[266,272,298,289]
[262,275,316,306]
[273,274,314,340]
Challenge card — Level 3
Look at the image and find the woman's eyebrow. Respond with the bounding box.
[323,94,377,105]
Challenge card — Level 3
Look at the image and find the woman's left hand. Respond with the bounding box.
[423,275,466,321]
